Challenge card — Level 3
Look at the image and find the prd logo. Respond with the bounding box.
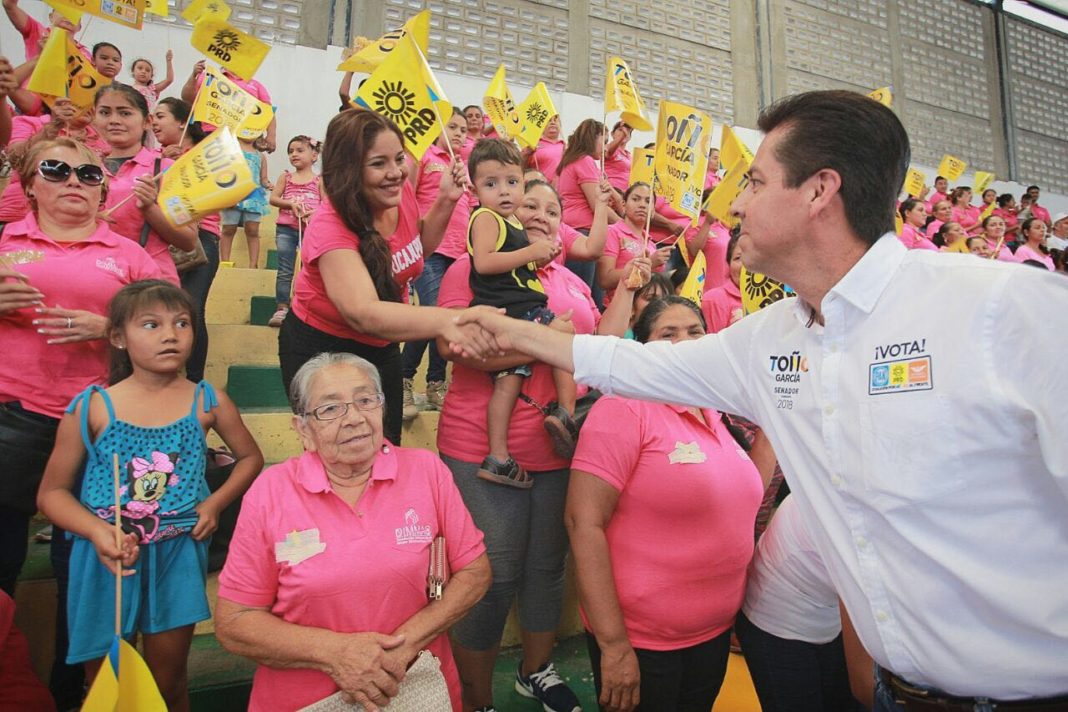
[208,29,242,62]
[371,81,418,124]
[525,102,549,126]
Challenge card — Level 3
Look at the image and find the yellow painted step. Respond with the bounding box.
[205,267,277,325]
[203,324,279,390]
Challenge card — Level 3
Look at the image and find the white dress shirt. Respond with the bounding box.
[573,235,1068,698]
[743,495,841,644]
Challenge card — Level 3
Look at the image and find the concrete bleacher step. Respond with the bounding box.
[203,324,279,389]
[249,295,277,326]
[205,267,276,326]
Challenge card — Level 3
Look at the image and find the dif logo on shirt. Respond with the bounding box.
[869,355,932,395]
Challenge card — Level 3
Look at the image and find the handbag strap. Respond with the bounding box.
[138,157,162,248]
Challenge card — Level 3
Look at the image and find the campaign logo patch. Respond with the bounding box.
[869,355,933,395]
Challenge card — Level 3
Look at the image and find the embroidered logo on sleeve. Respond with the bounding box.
[275,528,326,565]
[395,508,433,545]
[668,441,707,465]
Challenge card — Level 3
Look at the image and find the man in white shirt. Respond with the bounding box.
[457,90,1068,709]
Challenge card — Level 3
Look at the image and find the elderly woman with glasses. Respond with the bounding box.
[215,352,491,712]
[0,137,163,597]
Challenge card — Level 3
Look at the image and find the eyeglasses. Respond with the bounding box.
[304,394,385,421]
[37,159,106,187]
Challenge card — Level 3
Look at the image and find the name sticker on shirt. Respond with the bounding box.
[275,528,326,565]
[869,355,933,395]
[668,441,707,465]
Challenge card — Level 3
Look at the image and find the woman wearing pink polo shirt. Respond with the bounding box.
[1013,218,1054,270]
[216,353,491,712]
[925,199,952,238]
[701,230,744,333]
[949,186,981,235]
[0,137,162,597]
[897,199,938,251]
[93,84,197,285]
[279,109,488,447]
[524,114,566,183]
[435,181,647,712]
[603,121,633,194]
[978,214,1014,261]
[567,296,764,712]
[597,182,671,303]
[993,193,1021,245]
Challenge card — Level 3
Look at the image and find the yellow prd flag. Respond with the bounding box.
[49,0,145,30]
[937,154,967,183]
[82,637,166,712]
[978,200,996,222]
[653,101,711,224]
[182,0,231,23]
[236,99,274,140]
[337,10,430,74]
[903,168,925,197]
[629,147,655,187]
[604,56,651,131]
[515,83,557,149]
[191,16,270,80]
[973,170,995,194]
[354,34,449,160]
[678,250,707,306]
[719,125,753,172]
[702,153,749,229]
[43,0,82,23]
[483,64,521,139]
[26,28,69,98]
[145,0,169,17]
[193,65,257,131]
[740,267,791,315]
[157,128,256,227]
[868,86,893,107]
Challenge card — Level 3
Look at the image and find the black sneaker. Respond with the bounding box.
[515,661,581,712]
[543,404,579,459]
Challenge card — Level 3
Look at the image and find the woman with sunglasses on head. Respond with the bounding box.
[0,136,162,603]
[94,83,197,285]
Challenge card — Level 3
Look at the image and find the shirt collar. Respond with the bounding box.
[295,444,399,494]
[725,279,741,298]
[824,234,906,315]
[5,213,125,248]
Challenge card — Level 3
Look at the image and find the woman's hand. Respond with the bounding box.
[651,246,672,269]
[599,641,640,712]
[190,59,206,79]
[437,157,467,202]
[191,499,222,541]
[0,56,16,97]
[32,306,109,344]
[0,269,44,314]
[596,180,615,208]
[133,174,161,210]
[329,632,408,712]
[90,526,140,576]
[161,144,184,160]
[619,257,651,292]
[442,306,505,360]
[50,97,79,126]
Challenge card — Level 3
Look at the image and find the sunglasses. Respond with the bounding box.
[37,159,106,187]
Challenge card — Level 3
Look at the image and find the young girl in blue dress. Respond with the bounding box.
[37,280,263,710]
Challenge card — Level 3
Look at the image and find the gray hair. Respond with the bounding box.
[288,352,383,415]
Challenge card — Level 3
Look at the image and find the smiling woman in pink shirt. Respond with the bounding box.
[978,214,1015,262]
[0,137,162,596]
[1013,218,1054,270]
[603,121,633,193]
[898,199,938,251]
[597,182,671,303]
[93,84,198,285]
[949,186,981,235]
[567,296,765,712]
[215,353,490,712]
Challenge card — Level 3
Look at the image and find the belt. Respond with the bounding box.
[880,669,1068,711]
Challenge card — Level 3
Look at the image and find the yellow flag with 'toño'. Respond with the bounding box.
[973,170,995,195]
[719,124,753,172]
[157,128,256,227]
[653,100,711,225]
[603,56,651,132]
[193,65,257,131]
[337,10,430,74]
[191,16,270,80]
[515,83,557,149]
[236,99,274,141]
[703,158,749,229]
[629,147,655,187]
[937,154,967,182]
[354,34,451,160]
[902,168,925,198]
[483,64,521,139]
[678,250,707,306]
[47,0,145,30]
[28,29,112,112]
[182,0,231,23]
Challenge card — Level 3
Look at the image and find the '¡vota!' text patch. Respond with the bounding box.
[868,355,933,395]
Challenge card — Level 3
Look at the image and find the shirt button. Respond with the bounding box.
[855,536,867,548]
[823,405,835,416]
[829,343,838,353]
[358,512,364,517]
[831,475,843,487]
[877,611,890,622]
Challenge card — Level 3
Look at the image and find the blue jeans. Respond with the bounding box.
[274,224,299,306]
[180,229,220,382]
[401,253,454,382]
[872,667,999,712]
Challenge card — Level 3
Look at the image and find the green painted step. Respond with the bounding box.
[265,249,278,270]
[250,295,277,326]
[226,365,289,409]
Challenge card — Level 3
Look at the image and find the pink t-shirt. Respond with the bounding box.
[603,221,661,272]
[18,15,91,62]
[199,213,221,237]
[558,155,601,230]
[700,221,731,291]
[103,147,179,285]
[649,196,692,247]
[416,144,472,259]
[553,223,583,265]
[1013,244,1054,270]
[984,237,1015,261]
[704,168,721,191]
[0,214,162,418]
[993,208,1019,238]
[898,224,939,251]
[952,205,981,233]
[925,191,948,213]
[291,183,423,345]
[603,147,631,194]
[529,138,565,184]
[571,396,763,650]
[437,255,598,472]
[217,448,486,712]
[701,280,742,334]
[275,173,322,229]
[459,136,476,163]
[1031,204,1051,225]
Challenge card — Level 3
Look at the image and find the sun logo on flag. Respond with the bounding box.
[212,29,242,51]
[371,81,418,125]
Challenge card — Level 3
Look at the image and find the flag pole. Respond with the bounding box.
[112,453,123,639]
[178,81,204,151]
[600,112,608,179]
[101,172,165,218]
[410,38,457,164]
[642,179,655,253]
[989,235,1005,260]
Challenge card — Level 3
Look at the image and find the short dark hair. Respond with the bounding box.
[463,105,482,114]
[92,42,121,59]
[997,193,1014,208]
[468,138,522,180]
[1027,185,1040,192]
[756,90,910,247]
[899,198,921,220]
[935,175,947,183]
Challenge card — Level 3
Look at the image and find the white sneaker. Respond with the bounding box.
[402,378,419,421]
[268,307,288,327]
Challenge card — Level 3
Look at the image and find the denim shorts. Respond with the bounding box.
[221,208,264,227]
